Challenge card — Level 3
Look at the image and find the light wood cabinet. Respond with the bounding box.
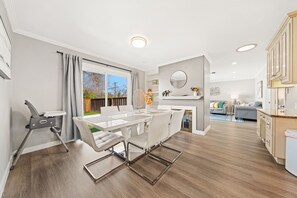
[257,110,297,165]
[266,11,297,87]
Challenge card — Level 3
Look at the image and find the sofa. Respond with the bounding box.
[210,101,228,115]
[234,101,262,120]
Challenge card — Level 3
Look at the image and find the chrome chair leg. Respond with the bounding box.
[150,143,183,164]
[127,142,171,185]
[83,140,126,183]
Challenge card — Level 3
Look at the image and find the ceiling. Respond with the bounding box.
[3,0,297,82]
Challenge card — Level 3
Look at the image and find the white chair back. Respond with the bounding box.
[101,106,119,115]
[169,110,185,137]
[147,112,171,147]
[119,105,133,112]
[73,117,97,149]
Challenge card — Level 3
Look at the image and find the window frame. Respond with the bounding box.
[82,61,132,117]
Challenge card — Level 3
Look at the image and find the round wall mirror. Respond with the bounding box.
[170,70,187,88]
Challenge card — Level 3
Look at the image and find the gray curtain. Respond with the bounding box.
[62,53,83,141]
[132,71,139,107]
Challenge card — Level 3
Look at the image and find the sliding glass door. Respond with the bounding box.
[82,62,131,116]
[107,74,128,107]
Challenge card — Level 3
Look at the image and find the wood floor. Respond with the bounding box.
[4,120,297,198]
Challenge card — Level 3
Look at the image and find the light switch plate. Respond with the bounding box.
[295,103,297,109]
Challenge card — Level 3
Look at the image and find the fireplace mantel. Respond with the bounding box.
[158,105,210,135]
[160,95,203,100]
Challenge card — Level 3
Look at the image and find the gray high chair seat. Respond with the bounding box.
[11,100,69,170]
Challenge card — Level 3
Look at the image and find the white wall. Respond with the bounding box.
[210,79,255,103]
[11,33,146,151]
[254,67,271,109]
[286,86,297,110]
[0,0,13,195]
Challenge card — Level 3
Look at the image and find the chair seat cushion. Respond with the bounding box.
[93,132,125,151]
[127,133,148,149]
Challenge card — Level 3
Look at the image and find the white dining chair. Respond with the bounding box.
[100,106,119,115]
[126,112,172,185]
[119,105,133,112]
[73,117,127,182]
[159,109,185,163]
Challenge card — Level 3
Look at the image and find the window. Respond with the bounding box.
[82,62,131,116]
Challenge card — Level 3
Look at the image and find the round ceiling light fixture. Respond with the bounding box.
[131,36,147,48]
[236,44,257,52]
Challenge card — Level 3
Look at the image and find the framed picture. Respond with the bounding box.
[0,15,11,79]
[257,81,263,98]
[210,87,220,96]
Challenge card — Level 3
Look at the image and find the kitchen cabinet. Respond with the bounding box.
[266,11,297,87]
[257,109,297,165]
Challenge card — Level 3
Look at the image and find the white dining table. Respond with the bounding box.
[83,112,152,132]
[82,109,171,160]
[83,109,171,132]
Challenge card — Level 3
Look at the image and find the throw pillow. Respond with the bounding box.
[210,102,214,108]
[218,101,225,108]
[213,102,219,108]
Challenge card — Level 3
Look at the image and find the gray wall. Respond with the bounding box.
[11,34,145,150]
[158,56,210,131]
[210,79,255,103]
[0,0,13,191]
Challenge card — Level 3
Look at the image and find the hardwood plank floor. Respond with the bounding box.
[3,120,297,198]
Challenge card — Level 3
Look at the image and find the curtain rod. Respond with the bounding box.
[56,51,132,73]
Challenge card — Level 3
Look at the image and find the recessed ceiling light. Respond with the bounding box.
[232,76,236,79]
[236,44,257,52]
[131,36,147,48]
[232,71,236,74]
[232,62,237,65]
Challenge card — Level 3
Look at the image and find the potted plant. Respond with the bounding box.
[83,89,96,113]
[191,86,199,96]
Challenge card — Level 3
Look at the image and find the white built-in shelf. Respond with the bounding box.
[160,95,203,100]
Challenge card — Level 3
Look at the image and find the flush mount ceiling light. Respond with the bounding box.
[232,62,237,65]
[131,36,147,48]
[236,44,257,52]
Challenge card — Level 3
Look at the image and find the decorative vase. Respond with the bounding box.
[193,92,198,96]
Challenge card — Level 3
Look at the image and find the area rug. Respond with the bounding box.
[209,114,244,123]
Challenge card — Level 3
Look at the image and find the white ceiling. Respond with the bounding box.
[4,0,297,82]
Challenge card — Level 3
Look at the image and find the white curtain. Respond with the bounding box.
[62,53,83,140]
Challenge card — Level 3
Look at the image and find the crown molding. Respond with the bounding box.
[158,53,213,68]
[3,0,18,31]
[13,28,147,72]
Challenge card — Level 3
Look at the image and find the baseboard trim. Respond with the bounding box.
[0,155,13,197]
[21,140,62,155]
[193,125,211,136]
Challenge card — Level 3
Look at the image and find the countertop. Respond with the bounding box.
[257,109,297,118]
